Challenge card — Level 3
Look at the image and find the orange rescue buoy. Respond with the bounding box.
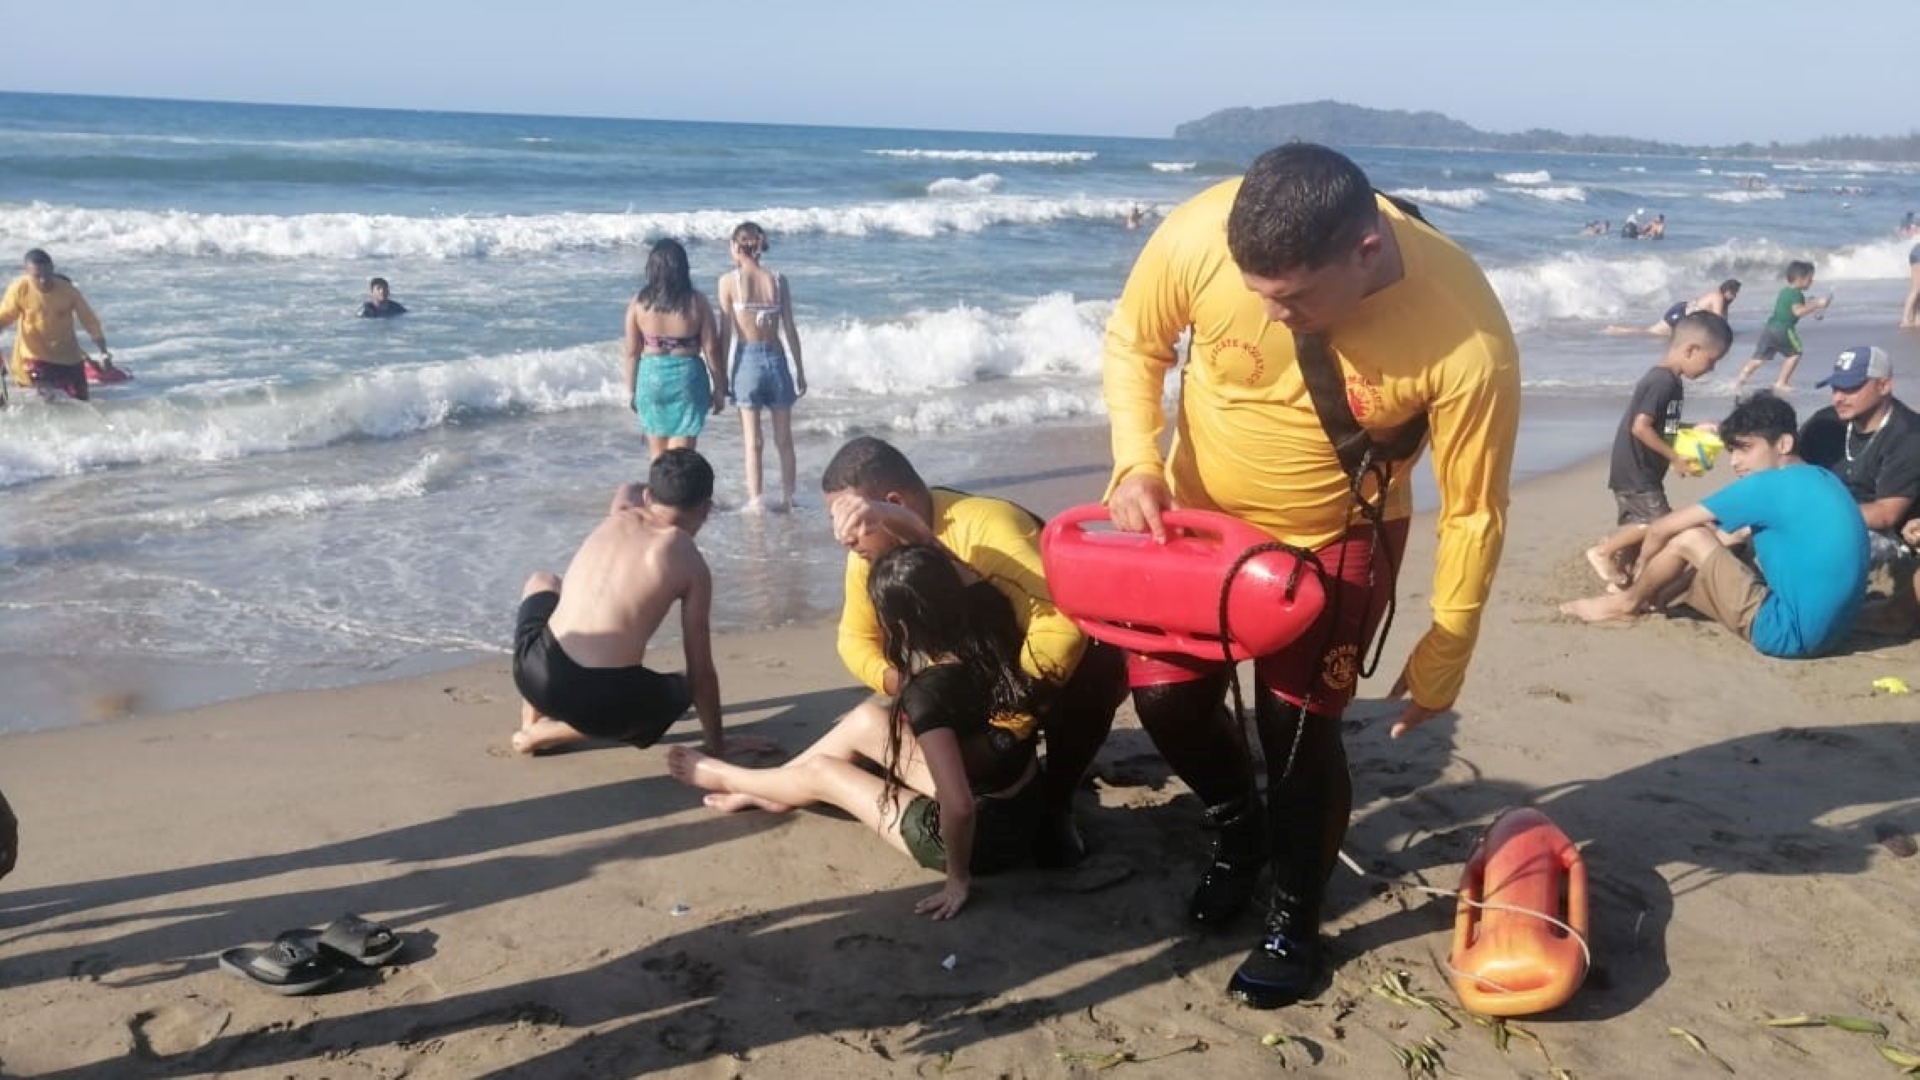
[1039,504,1325,661]
[1449,807,1589,1017]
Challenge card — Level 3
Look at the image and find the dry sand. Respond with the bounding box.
[2,446,1918,1079]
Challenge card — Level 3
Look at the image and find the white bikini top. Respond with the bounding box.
[731,268,783,328]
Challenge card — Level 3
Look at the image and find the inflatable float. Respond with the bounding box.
[1039,505,1326,660]
[84,357,131,385]
[1449,807,1590,1017]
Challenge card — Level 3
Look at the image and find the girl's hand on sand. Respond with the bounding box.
[916,882,969,920]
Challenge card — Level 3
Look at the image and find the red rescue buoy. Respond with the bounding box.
[83,357,131,385]
[1039,504,1326,660]
[1449,807,1590,1017]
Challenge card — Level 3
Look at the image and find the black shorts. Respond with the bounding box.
[1614,489,1672,526]
[1662,301,1688,327]
[511,591,691,746]
[25,360,88,401]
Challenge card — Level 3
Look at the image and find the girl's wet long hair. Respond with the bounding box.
[867,544,1045,807]
[636,238,696,314]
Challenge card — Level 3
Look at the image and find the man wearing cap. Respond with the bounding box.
[1800,345,1920,572]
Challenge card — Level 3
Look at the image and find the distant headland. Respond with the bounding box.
[1173,100,1920,162]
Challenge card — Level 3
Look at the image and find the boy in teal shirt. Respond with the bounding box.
[1732,260,1831,394]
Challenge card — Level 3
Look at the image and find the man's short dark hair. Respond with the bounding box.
[1226,142,1379,276]
[1719,278,1741,296]
[820,436,927,497]
[23,249,51,269]
[1673,310,1733,352]
[369,277,390,291]
[648,448,714,508]
[1720,391,1799,447]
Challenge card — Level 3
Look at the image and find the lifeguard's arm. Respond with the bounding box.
[1101,221,1189,499]
[777,274,805,392]
[677,550,726,753]
[621,302,643,410]
[835,555,895,694]
[953,503,1088,683]
[916,727,975,920]
[1399,330,1522,715]
[71,290,105,351]
[0,280,22,332]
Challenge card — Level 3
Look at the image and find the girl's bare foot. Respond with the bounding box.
[1584,545,1627,589]
[703,792,793,814]
[667,745,730,793]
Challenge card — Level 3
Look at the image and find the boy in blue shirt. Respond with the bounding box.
[1561,392,1869,657]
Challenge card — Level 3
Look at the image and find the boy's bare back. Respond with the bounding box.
[547,510,706,669]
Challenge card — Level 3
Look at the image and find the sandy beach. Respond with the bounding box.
[3,431,1918,1079]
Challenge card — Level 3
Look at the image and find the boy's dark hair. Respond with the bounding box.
[1672,310,1732,352]
[1720,391,1798,447]
[23,248,52,268]
[1783,260,1815,282]
[369,277,390,290]
[1719,278,1741,296]
[820,436,927,497]
[1226,142,1379,276]
[648,448,714,508]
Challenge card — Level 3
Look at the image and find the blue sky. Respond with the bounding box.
[15,0,1909,144]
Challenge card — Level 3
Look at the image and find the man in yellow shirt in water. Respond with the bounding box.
[1102,143,1520,1008]
[0,249,114,401]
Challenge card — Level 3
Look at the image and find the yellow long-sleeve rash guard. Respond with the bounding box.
[837,488,1088,694]
[0,275,105,368]
[1102,181,1521,710]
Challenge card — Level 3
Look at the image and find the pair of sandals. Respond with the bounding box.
[218,913,405,995]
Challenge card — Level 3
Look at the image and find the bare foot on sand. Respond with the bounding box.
[1585,545,1628,590]
[704,792,793,814]
[511,706,589,755]
[1559,594,1641,624]
[667,745,730,793]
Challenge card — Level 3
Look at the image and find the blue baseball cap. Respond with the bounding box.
[1816,345,1891,391]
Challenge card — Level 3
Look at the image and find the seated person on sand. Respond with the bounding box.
[1561,392,1869,658]
[510,449,764,756]
[1606,280,1739,337]
[358,277,407,318]
[669,543,1048,921]
[819,436,1126,867]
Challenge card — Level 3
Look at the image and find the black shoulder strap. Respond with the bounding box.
[1292,191,1434,483]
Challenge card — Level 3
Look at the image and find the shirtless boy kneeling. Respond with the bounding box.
[511,449,746,756]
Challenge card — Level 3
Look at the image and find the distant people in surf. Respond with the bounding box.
[358,277,407,318]
[1605,279,1740,337]
[1125,204,1145,230]
[0,248,117,402]
[1619,211,1664,240]
[718,221,806,512]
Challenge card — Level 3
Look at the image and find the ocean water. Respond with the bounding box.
[3,91,1917,732]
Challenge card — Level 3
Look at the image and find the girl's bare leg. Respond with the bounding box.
[740,408,765,506]
[771,407,798,511]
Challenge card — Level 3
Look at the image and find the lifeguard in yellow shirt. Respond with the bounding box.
[1,249,115,401]
[1103,144,1520,1009]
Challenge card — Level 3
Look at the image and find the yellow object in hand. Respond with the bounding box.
[1672,427,1723,472]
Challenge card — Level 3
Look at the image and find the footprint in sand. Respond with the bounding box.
[443,685,495,706]
[127,999,233,1060]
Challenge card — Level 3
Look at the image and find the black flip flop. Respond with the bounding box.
[284,913,405,967]
[219,933,345,995]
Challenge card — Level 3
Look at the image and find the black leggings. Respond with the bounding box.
[1132,674,1351,915]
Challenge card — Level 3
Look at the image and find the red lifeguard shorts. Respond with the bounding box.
[1124,518,1410,717]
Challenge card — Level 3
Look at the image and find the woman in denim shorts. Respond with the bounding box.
[717,221,807,510]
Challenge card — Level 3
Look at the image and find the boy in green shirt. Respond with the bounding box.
[1732,260,1831,395]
